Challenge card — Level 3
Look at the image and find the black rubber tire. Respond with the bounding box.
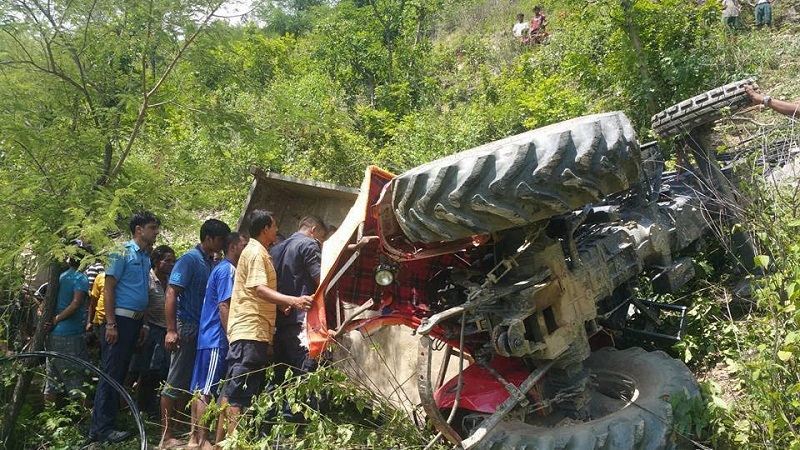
[651,78,755,139]
[391,112,641,243]
[476,347,700,450]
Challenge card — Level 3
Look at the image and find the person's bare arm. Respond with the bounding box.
[86,294,97,332]
[254,285,313,311]
[746,85,800,117]
[219,299,231,334]
[164,284,183,351]
[51,290,86,328]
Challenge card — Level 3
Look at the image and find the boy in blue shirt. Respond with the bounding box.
[188,232,247,450]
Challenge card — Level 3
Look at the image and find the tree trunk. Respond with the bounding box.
[1,261,62,444]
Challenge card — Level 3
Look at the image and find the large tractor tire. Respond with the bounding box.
[476,347,700,450]
[391,112,642,243]
[651,78,755,139]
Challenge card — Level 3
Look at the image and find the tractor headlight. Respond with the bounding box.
[374,262,397,286]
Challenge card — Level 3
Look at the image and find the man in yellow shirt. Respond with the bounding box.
[85,271,106,361]
[216,210,313,442]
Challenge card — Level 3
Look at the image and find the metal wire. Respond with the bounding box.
[0,351,147,450]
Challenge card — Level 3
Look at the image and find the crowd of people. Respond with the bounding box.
[44,210,326,449]
[514,0,777,43]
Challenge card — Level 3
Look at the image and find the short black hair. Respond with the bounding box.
[129,211,161,235]
[248,210,275,238]
[298,215,328,234]
[200,219,231,242]
[151,244,175,269]
[67,246,87,269]
[223,232,245,254]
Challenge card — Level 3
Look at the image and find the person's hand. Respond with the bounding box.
[136,326,149,347]
[85,322,93,333]
[745,84,763,105]
[105,324,119,345]
[43,320,54,333]
[164,329,180,352]
[293,295,313,311]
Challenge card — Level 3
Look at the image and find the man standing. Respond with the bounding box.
[188,232,247,450]
[216,210,313,443]
[160,219,230,449]
[133,244,176,415]
[270,216,327,388]
[512,13,530,44]
[750,0,773,27]
[44,249,89,404]
[89,211,160,444]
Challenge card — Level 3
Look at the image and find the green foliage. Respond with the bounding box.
[216,364,443,449]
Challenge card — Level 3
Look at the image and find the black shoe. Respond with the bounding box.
[98,429,133,443]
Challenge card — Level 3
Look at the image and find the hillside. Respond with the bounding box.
[3,0,800,447]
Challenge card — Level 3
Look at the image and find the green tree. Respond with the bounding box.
[0,0,226,439]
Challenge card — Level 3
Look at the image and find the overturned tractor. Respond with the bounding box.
[306,81,757,449]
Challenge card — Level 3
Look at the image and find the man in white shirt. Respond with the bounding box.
[512,13,530,43]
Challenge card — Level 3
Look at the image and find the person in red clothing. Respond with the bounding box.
[530,6,549,44]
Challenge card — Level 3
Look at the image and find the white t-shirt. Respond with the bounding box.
[722,0,740,16]
[513,22,529,37]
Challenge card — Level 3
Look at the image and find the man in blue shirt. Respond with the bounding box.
[44,249,89,403]
[270,216,327,389]
[160,218,230,450]
[89,211,160,444]
[187,232,247,450]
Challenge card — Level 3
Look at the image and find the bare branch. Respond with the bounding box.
[1,59,85,92]
[105,1,227,183]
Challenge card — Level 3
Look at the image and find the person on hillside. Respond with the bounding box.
[512,13,530,44]
[215,210,313,444]
[722,0,741,29]
[530,6,549,44]
[745,85,800,118]
[159,219,231,449]
[187,232,247,450]
[130,244,175,416]
[44,247,90,404]
[748,0,773,27]
[270,216,327,419]
[89,211,161,444]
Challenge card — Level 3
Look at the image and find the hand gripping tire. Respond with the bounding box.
[474,347,700,450]
[390,112,642,243]
[651,78,756,139]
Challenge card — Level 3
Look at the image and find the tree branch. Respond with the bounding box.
[104,1,226,184]
[13,138,57,195]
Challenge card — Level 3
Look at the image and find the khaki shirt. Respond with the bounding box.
[228,238,278,344]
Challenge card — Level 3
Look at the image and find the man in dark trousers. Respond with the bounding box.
[269,215,327,408]
[89,211,160,444]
